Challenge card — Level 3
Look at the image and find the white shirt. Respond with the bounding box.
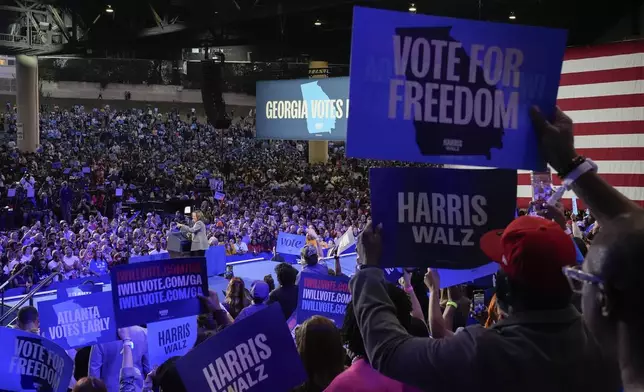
[63,255,80,269]
[235,242,248,253]
[149,249,168,255]
[8,259,20,271]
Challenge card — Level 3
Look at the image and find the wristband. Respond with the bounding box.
[547,158,597,207]
[403,285,414,293]
[122,339,134,349]
[446,300,458,309]
[557,156,587,179]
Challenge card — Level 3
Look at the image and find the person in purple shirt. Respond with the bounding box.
[235,280,269,322]
[295,244,328,285]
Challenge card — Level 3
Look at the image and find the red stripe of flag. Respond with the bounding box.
[575,148,644,161]
[517,173,644,187]
[557,94,644,111]
[518,197,644,209]
[564,40,644,60]
[560,66,644,86]
[572,121,644,136]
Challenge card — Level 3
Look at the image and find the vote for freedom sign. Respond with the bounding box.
[110,257,209,327]
[370,167,517,269]
[347,7,567,171]
[0,328,73,392]
[296,273,352,327]
[39,291,117,350]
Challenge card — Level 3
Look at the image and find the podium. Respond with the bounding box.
[167,231,191,258]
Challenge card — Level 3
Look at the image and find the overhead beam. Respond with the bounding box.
[149,3,164,28]
[0,4,47,14]
[46,5,71,42]
[138,23,189,37]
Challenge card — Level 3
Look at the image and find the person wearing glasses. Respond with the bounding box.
[530,106,644,392]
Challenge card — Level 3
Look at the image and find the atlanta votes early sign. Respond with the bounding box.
[39,291,117,350]
[347,7,567,171]
[370,167,517,269]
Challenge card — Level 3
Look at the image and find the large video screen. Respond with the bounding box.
[255,77,349,141]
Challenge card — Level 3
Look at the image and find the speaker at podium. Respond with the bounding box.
[167,231,191,258]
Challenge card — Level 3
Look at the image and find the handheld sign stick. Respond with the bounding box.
[546,186,566,207]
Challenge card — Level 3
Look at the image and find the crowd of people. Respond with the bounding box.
[0,103,430,288]
[4,102,642,392]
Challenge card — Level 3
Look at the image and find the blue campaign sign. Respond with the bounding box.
[39,291,117,350]
[370,167,517,269]
[256,77,349,141]
[110,257,208,328]
[276,232,306,256]
[436,262,499,288]
[296,273,352,327]
[347,7,567,171]
[206,245,226,276]
[129,252,171,264]
[60,283,103,299]
[176,303,307,392]
[147,316,198,368]
[0,328,74,392]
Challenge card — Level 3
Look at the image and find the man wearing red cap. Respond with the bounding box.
[479,215,577,309]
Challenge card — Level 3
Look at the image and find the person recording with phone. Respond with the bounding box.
[176,210,208,257]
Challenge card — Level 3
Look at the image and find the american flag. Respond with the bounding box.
[517,40,644,209]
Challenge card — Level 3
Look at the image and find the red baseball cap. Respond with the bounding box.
[479,216,576,293]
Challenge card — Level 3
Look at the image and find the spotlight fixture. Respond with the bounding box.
[314,19,322,26]
[508,11,516,20]
[409,3,417,12]
[105,5,114,13]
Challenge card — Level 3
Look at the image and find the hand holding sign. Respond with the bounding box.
[198,289,222,312]
[529,106,577,174]
[356,222,382,267]
[424,268,440,294]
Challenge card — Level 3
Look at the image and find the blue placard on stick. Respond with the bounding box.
[0,328,74,392]
[61,283,103,299]
[110,257,208,328]
[276,232,306,256]
[175,303,307,392]
[370,167,517,269]
[347,7,567,171]
[147,316,198,368]
[296,273,351,327]
[39,291,117,350]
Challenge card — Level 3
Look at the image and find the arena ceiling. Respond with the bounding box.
[8,0,642,62]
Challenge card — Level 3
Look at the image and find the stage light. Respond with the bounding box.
[314,19,322,26]
[409,3,417,12]
[508,11,516,20]
[105,5,114,13]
